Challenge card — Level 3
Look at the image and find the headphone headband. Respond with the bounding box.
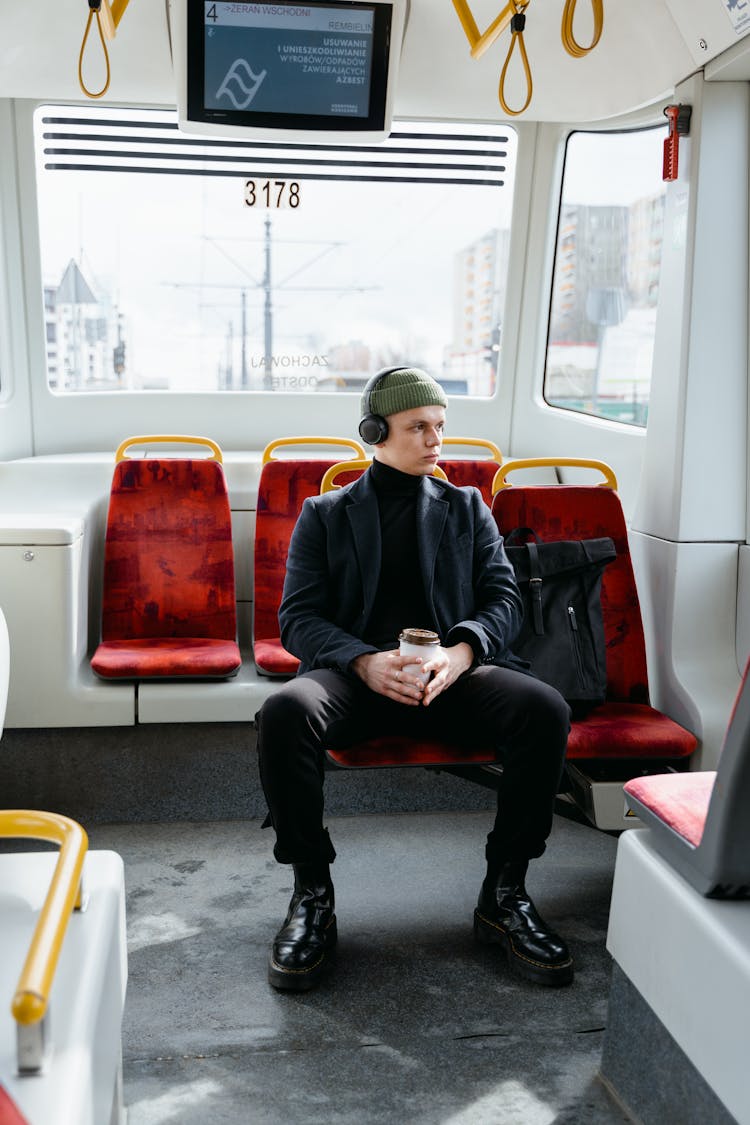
[358,366,408,445]
[360,366,408,416]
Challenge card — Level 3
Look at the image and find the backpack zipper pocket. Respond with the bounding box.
[567,605,586,686]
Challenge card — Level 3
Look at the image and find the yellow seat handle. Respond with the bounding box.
[321,460,448,493]
[491,457,618,495]
[441,437,503,462]
[115,435,223,463]
[262,436,365,465]
[0,811,88,1026]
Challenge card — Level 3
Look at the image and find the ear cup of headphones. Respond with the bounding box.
[358,413,389,445]
[359,365,406,445]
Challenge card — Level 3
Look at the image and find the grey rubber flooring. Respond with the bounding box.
[89,811,634,1125]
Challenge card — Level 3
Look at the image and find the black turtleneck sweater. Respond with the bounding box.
[362,459,434,649]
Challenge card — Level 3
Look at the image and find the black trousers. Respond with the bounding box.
[256,664,570,868]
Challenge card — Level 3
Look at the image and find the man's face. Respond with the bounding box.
[373,405,446,476]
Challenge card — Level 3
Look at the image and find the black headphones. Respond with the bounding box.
[358,366,408,445]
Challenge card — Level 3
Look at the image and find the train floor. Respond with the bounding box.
[88,809,635,1125]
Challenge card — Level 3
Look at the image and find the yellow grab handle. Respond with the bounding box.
[491,457,618,495]
[441,437,503,462]
[321,460,448,493]
[0,811,88,1026]
[498,1,533,116]
[262,436,365,464]
[561,0,604,57]
[115,435,223,463]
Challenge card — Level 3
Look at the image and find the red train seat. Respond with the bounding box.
[91,435,241,680]
[253,437,365,676]
[490,457,697,763]
[623,657,750,897]
[438,436,502,506]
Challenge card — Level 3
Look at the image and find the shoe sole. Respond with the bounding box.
[474,909,574,987]
[268,916,338,992]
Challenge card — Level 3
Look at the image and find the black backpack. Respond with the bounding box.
[504,528,617,717]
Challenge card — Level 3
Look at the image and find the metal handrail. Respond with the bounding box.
[0,810,88,1071]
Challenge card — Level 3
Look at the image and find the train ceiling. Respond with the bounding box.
[0,0,749,122]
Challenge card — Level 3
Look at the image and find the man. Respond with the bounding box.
[256,366,573,992]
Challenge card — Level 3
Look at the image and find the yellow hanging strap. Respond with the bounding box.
[79,1,112,98]
[78,0,130,99]
[561,0,604,58]
[452,0,604,114]
[498,1,532,117]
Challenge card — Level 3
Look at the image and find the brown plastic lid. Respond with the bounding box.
[399,628,440,646]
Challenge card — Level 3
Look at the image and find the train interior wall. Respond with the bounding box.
[0,68,748,775]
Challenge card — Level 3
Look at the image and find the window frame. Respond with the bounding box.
[542,123,667,431]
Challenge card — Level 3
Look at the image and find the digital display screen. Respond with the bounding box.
[188,1,393,132]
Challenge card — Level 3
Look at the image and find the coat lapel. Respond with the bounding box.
[344,473,381,623]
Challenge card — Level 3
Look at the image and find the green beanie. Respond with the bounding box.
[362,367,448,418]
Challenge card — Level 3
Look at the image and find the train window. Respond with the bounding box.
[33,106,516,396]
[545,127,665,427]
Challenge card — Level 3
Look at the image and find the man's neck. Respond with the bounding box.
[371,458,422,493]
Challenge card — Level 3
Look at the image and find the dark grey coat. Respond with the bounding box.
[279,468,525,675]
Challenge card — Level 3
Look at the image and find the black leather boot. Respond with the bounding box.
[268,862,337,992]
[474,860,574,986]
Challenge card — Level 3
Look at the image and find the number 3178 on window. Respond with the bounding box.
[244,180,301,209]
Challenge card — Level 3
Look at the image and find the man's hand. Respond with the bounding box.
[351,650,426,705]
[351,642,473,706]
[420,642,474,706]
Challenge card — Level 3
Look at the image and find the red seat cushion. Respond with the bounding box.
[327,736,496,768]
[91,637,241,679]
[0,1087,30,1125]
[328,702,697,768]
[567,702,697,759]
[624,771,716,846]
[253,637,300,676]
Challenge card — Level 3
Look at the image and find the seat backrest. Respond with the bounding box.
[100,437,237,642]
[624,657,750,896]
[438,437,502,507]
[254,437,365,651]
[700,657,750,891]
[491,458,648,704]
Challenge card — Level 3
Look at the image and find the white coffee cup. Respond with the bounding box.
[399,628,440,685]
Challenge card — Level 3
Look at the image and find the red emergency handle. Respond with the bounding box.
[663,104,692,183]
